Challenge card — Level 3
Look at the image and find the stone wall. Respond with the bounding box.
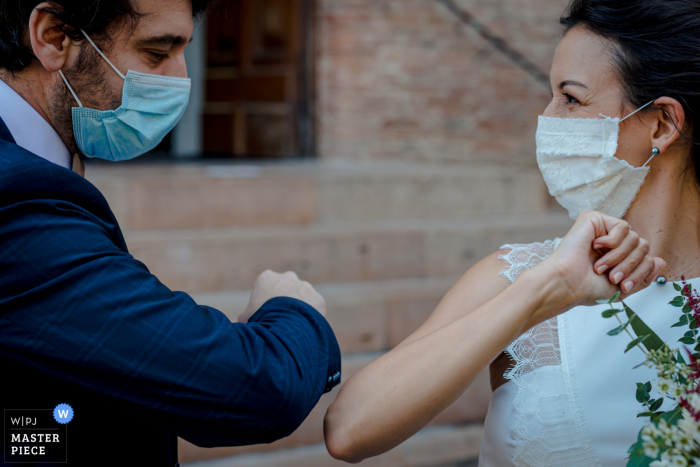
[316,0,570,165]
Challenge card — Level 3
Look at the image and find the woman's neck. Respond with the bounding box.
[623,154,700,280]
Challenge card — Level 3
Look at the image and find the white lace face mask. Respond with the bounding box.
[536,101,655,219]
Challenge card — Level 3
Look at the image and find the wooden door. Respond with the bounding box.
[203,0,314,158]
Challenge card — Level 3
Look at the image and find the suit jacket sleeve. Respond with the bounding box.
[0,198,341,448]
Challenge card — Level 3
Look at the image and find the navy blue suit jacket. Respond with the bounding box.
[0,116,341,466]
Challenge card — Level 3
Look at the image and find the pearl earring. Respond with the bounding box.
[643,147,661,167]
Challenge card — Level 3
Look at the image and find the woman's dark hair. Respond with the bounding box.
[0,0,214,72]
[562,0,700,183]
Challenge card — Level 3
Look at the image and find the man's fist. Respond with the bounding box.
[238,270,327,323]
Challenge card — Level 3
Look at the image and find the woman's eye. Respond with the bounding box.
[562,92,580,105]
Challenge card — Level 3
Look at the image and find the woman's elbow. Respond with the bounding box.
[323,406,365,463]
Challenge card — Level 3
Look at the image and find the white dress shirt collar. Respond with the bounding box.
[0,79,72,169]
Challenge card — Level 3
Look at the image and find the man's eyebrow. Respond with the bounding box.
[134,34,191,48]
[559,80,588,90]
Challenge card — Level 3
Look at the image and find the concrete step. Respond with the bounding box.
[124,214,572,293]
[178,352,490,464]
[85,161,550,230]
[181,424,483,467]
[193,275,459,355]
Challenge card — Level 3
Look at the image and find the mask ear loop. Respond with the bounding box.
[58,70,83,107]
[80,29,126,80]
[58,29,127,108]
[599,100,655,120]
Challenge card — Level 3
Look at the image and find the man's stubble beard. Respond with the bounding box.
[49,41,123,156]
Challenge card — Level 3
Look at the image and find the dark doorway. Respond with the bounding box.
[203,0,315,159]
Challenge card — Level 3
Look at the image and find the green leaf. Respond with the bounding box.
[677,351,687,365]
[679,336,695,345]
[627,433,655,467]
[624,304,665,352]
[683,303,691,314]
[643,381,652,393]
[636,384,651,403]
[674,282,682,291]
[658,406,683,426]
[691,317,699,330]
[596,299,611,305]
[636,411,654,418]
[602,308,623,318]
[670,297,685,307]
[649,398,663,411]
[625,335,650,353]
[672,314,689,327]
[608,325,625,336]
[610,291,621,303]
[684,330,695,338]
[635,387,648,403]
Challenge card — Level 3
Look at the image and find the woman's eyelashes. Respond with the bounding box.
[562,92,581,105]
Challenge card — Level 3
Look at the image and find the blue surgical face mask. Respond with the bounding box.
[58,30,191,161]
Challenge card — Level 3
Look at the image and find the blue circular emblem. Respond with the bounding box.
[53,404,73,424]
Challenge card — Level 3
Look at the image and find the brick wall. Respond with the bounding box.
[316,0,570,166]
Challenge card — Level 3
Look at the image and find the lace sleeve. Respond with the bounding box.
[490,237,601,466]
[498,238,562,283]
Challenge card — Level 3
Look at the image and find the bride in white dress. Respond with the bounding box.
[323,0,700,465]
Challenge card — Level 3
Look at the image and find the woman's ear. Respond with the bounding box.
[28,3,74,73]
[649,96,686,154]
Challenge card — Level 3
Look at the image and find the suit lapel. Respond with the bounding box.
[0,115,16,144]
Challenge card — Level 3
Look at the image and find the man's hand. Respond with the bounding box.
[238,270,327,324]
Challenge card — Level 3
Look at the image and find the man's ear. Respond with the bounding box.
[28,2,75,72]
[649,96,686,155]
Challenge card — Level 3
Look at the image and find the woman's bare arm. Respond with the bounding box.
[323,212,665,463]
[396,250,511,350]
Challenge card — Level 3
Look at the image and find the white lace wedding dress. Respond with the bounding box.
[478,239,693,466]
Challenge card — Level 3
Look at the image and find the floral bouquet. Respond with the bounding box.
[602,278,700,466]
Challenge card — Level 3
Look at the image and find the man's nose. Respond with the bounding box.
[163,54,189,79]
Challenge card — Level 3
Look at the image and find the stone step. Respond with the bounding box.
[124,214,572,293]
[193,275,460,355]
[85,161,549,230]
[178,352,490,464]
[180,424,483,467]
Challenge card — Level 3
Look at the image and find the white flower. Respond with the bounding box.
[644,423,661,442]
[688,393,700,413]
[659,420,673,437]
[644,441,661,459]
[658,378,675,394]
[651,460,672,467]
[673,386,685,400]
[670,426,693,452]
[678,415,700,444]
[669,455,688,466]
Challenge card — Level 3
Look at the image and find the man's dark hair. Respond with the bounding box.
[0,0,214,72]
[562,0,700,184]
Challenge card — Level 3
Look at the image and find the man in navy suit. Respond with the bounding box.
[0,1,340,465]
